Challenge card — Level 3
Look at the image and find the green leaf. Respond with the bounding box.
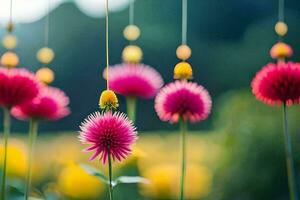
[112,176,149,187]
[80,164,109,184]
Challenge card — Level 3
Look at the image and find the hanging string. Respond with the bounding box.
[105,0,110,90]
[129,0,134,25]
[44,0,50,46]
[181,0,187,44]
[9,0,13,25]
[278,0,285,22]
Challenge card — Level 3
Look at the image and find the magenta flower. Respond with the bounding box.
[79,111,137,164]
[0,68,40,107]
[11,86,70,120]
[155,80,212,123]
[103,63,163,98]
[251,62,300,106]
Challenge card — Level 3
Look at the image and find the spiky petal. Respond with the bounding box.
[155,80,212,123]
[103,63,163,98]
[79,111,137,164]
[252,62,300,105]
[11,86,70,120]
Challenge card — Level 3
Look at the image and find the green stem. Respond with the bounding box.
[1,107,11,200]
[24,119,39,200]
[179,119,187,200]
[108,153,114,200]
[282,103,298,200]
[126,97,136,123]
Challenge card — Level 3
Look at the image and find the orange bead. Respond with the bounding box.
[36,67,55,84]
[123,25,140,41]
[2,34,18,50]
[36,47,55,64]
[0,51,19,68]
[176,44,192,60]
[275,21,288,36]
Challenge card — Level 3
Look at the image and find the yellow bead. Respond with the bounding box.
[0,51,19,68]
[174,62,193,80]
[275,21,288,36]
[2,34,17,50]
[99,90,119,110]
[123,25,141,41]
[36,67,55,84]
[176,44,192,60]
[122,45,143,63]
[36,47,55,64]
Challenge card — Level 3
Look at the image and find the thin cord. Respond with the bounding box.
[278,0,285,22]
[129,0,134,25]
[181,0,187,44]
[105,0,110,90]
[44,0,50,46]
[9,0,13,25]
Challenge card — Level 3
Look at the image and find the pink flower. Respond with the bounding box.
[155,80,212,123]
[251,62,300,105]
[79,111,137,164]
[11,86,70,120]
[103,63,163,98]
[0,68,40,107]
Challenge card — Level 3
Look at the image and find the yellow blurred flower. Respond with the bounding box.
[0,140,27,178]
[57,163,104,199]
[139,163,213,199]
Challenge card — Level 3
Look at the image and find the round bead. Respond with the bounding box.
[2,34,18,50]
[176,44,192,60]
[270,42,293,59]
[122,45,143,63]
[36,47,55,64]
[36,67,55,84]
[0,51,19,68]
[275,21,288,36]
[123,25,140,41]
[174,62,193,80]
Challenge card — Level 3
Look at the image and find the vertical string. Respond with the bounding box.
[9,0,13,25]
[44,0,50,47]
[278,0,285,22]
[129,0,135,25]
[105,0,110,90]
[181,0,187,44]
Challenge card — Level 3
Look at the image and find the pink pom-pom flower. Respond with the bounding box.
[251,62,300,106]
[103,63,164,98]
[155,80,212,123]
[79,111,137,164]
[11,86,70,121]
[0,68,40,107]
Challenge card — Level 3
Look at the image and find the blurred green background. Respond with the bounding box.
[1,0,300,199]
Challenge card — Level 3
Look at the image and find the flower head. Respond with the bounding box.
[155,80,212,123]
[270,42,293,59]
[251,62,300,105]
[79,111,137,164]
[11,86,70,120]
[99,90,119,110]
[0,68,40,107]
[103,63,163,98]
[174,62,193,80]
